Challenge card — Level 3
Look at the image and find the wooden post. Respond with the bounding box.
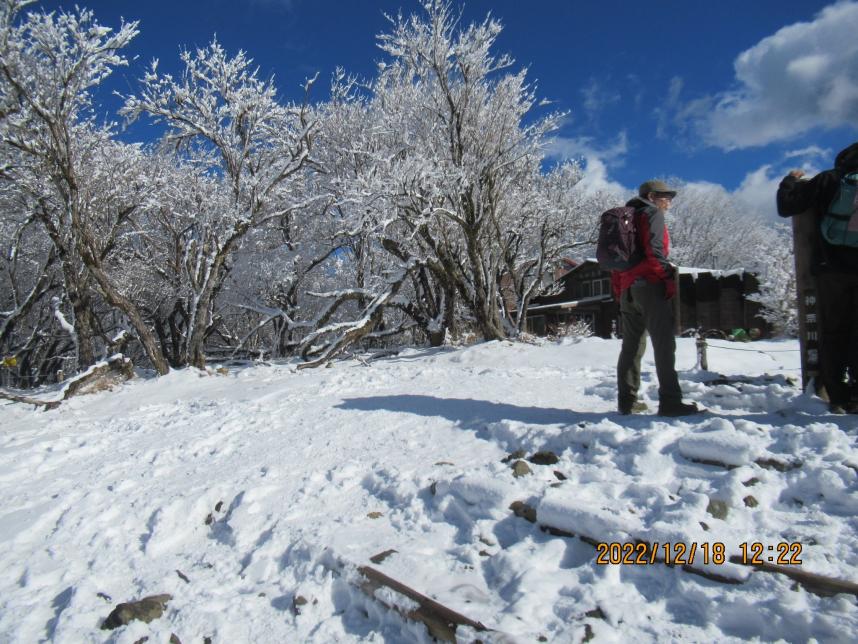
[696,334,708,371]
[792,213,821,394]
[324,556,494,642]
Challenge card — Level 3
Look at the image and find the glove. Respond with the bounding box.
[664,279,676,300]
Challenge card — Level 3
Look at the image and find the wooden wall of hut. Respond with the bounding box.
[742,273,770,334]
[693,273,721,331]
[597,301,619,338]
[718,274,745,331]
[678,274,697,331]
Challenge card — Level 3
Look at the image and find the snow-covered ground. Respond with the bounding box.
[1,337,857,643]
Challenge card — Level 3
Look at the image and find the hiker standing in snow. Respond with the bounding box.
[613,180,701,417]
[777,142,858,415]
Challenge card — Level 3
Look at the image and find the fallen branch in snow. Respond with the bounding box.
[297,266,415,370]
[348,352,370,367]
[754,457,803,472]
[511,501,858,597]
[685,456,803,472]
[324,556,493,642]
[62,355,134,399]
[539,523,742,586]
[726,557,858,598]
[367,349,402,362]
[0,355,134,411]
[0,389,61,410]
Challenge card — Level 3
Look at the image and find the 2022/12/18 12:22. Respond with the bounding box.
[739,542,803,565]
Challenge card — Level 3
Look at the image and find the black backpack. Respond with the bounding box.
[596,206,641,270]
[820,172,858,248]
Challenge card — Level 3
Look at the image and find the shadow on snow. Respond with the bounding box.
[336,394,615,430]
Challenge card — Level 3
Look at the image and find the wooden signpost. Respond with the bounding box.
[792,212,822,394]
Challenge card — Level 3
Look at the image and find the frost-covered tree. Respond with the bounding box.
[667,181,775,270]
[89,149,215,368]
[0,3,165,373]
[0,180,62,387]
[120,39,321,368]
[301,71,437,357]
[374,0,567,340]
[303,0,578,362]
[498,161,601,333]
[745,224,797,336]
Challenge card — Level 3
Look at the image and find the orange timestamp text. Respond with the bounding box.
[739,541,803,566]
[596,541,727,566]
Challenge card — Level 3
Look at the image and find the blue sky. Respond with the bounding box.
[36,0,858,217]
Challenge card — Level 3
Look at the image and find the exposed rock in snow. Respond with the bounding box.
[101,594,172,630]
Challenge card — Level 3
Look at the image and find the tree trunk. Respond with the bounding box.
[84,260,170,375]
[444,285,457,342]
[70,292,97,367]
[52,245,97,369]
[186,262,225,370]
[428,328,445,347]
[38,212,98,370]
[462,222,505,341]
[185,291,209,369]
[472,293,505,341]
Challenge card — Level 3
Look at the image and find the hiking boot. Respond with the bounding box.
[619,401,649,415]
[830,403,848,415]
[657,400,703,417]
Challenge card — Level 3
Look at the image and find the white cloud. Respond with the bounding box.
[544,131,629,196]
[733,149,825,219]
[575,155,630,197]
[733,165,782,220]
[545,130,628,164]
[784,145,831,160]
[655,76,683,140]
[686,1,858,149]
[580,78,621,118]
[786,53,831,80]
[545,135,830,218]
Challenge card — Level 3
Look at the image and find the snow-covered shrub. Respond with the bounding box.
[554,319,594,340]
[515,331,546,346]
[745,225,797,337]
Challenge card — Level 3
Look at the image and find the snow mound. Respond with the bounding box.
[677,418,764,467]
[443,475,516,513]
[537,486,644,542]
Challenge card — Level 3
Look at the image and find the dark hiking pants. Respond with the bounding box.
[817,271,858,405]
[617,280,682,407]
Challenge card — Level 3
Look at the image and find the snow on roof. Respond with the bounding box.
[528,294,613,312]
[560,258,749,280]
[678,267,746,280]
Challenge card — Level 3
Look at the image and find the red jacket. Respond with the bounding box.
[611,197,676,297]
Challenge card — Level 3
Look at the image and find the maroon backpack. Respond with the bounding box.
[596,206,642,271]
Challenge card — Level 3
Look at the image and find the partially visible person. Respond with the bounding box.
[777,142,858,414]
[614,180,701,417]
